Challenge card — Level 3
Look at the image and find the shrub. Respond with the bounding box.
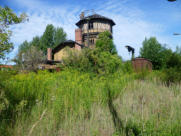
[61,47,122,75]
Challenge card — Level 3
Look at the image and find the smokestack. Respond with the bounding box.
[47,48,52,61]
[75,29,82,50]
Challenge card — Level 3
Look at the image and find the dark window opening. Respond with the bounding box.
[90,39,94,44]
[88,22,93,29]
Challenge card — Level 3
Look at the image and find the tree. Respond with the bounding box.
[95,31,117,54]
[40,24,55,54]
[54,27,67,48]
[30,36,40,48]
[61,31,121,75]
[14,46,45,71]
[18,40,30,53]
[0,6,27,60]
[140,37,172,69]
[40,25,67,54]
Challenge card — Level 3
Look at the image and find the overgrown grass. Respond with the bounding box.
[0,69,181,136]
[0,69,131,135]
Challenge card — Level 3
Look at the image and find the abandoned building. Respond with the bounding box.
[44,12,152,72]
[46,12,116,62]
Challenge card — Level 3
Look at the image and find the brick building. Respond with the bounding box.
[47,12,115,62]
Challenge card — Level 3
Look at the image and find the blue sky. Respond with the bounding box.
[1,0,181,63]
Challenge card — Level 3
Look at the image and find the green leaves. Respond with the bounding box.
[40,25,67,54]
[61,31,121,75]
[140,37,172,69]
[0,6,27,60]
[95,31,117,55]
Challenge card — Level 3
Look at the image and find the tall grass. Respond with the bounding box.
[0,69,181,135]
[0,69,130,136]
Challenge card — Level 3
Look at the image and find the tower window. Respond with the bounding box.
[90,39,94,44]
[88,22,93,29]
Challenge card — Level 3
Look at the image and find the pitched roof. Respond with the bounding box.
[76,14,116,26]
[52,40,84,53]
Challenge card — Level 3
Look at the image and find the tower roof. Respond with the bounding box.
[76,13,116,26]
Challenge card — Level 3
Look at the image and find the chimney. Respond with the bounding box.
[47,48,52,61]
[75,29,82,50]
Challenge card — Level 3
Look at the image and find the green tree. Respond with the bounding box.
[62,31,121,75]
[0,6,27,60]
[54,27,67,47]
[30,36,40,48]
[40,24,55,54]
[140,37,172,69]
[18,40,30,53]
[95,31,117,54]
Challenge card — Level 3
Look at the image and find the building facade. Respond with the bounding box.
[47,13,115,61]
[75,13,116,47]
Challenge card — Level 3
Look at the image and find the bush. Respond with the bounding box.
[61,47,122,75]
[162,68,181,85]
[161,51,181,84]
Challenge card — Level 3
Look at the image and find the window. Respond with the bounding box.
[88,22,93,29]
[90,39,94,44]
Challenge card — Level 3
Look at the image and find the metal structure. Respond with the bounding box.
[125,45,135,59]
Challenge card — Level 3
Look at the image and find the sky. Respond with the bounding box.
[1,0,181,63]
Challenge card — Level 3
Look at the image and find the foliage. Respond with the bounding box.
[0,70,181,135]
[14,46,45,71]
[140,37,172,69]
[54,27,67,48]
[40,24,55,53]
[0,6,27,60]
[17,24,67,57]
[0,69,131,135]
[122,60,133,74]
[161,50,181,84]
[29,36,40,48]
[40,24,67,54]
[95,31,117,54]
[61,31,120,75]
[15,24,67,66]
[62,47,122,75]
[18,40,30,53]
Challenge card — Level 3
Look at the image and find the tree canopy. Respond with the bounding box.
[140,37,172,69]
[18,24,67,55]
[95,31,117,54]
[0,6,27,60]
[40,24,67,54]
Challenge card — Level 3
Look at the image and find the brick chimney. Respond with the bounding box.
[47,48,52,61]
[75,28,82,50]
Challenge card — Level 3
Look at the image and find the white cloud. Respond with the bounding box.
[7,0,170,63]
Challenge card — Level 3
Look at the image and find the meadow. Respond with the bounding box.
[0,68,181,136]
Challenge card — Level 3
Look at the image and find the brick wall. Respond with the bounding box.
[47,48,52,60]
[132,58,152,72]
[75,28,82,50]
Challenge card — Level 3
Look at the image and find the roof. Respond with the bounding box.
[76,14,116,26]
[52,40,84,53]
[132,57,152,62]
